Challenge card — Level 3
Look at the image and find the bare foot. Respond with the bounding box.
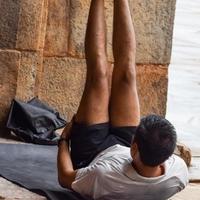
[174,142,192,167]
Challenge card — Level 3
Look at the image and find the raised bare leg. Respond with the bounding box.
[75,0,109,125]
[110,0,140,126]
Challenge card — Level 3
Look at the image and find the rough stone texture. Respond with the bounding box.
[136,65,168,116]
[0,0,21,49]
[44,0,69,56]
[38,0,49,50]
[16,51,43,101]
[0,50,21,135]
[130,0,176,64]
[38,57,86,121]
[16,0,47,51]
[68,0,90,59]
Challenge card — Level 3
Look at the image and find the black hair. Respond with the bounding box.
[133,114,177,167]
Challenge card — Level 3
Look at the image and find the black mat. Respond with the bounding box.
[0,143,88,200]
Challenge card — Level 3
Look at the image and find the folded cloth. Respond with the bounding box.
[0,143,88,200]
[7,98,67,145]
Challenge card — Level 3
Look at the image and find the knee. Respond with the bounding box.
[114,66,136,85]
[89,67,109,88]
[88,55,109,81]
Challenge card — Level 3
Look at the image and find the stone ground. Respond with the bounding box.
[0,137,200,200]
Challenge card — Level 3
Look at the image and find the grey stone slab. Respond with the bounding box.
[0,177,46,200]
[170,183,200,200]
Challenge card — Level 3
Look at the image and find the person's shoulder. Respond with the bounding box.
[166,154,189,187]
[169,154,188,169]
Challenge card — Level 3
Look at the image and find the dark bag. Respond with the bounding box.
[6,98,67,145]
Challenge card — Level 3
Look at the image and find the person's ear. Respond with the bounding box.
[131,142,138,157]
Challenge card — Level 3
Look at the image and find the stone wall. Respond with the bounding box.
[0,0,176,135]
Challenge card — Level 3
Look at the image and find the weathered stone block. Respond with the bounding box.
[130,0,176,64]
[38,57,86,120]
[16,51,43,101]
[68,0,90,59]
[43,0,69,56]
[16,0,47,50]
[0,50,21,135]
[0,0,21,49]
[136,64,168,116]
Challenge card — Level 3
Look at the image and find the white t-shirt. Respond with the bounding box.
[72,144,188,200]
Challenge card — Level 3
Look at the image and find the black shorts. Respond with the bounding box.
[70,121,137,169]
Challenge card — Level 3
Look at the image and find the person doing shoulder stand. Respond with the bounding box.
[57,1,189,200]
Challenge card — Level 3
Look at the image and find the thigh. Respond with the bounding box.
[110,66,140,127]
[75,61,110,125]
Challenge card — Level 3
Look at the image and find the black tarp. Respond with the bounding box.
[0,143,88,200]
[6,98,66,145]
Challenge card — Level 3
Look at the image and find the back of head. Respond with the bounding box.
[133,115,177,167]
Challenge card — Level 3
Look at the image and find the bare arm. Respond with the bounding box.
[57,122,77,189]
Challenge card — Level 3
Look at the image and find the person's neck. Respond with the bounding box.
[132,161,164,178]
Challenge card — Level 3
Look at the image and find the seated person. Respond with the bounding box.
[57,0,189,199]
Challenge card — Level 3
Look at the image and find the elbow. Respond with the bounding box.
[58,174,73,189]
[58,175,70,189]
[58,177,65,188]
